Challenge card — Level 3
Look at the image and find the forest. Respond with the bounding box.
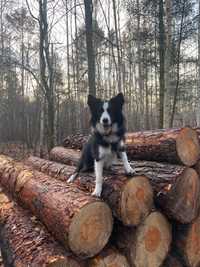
[0,0,199,153]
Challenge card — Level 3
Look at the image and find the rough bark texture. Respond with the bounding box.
[63,133,89,150]
[62,127,200,166]
[88,247,130,267]
[115,212,172,267]
[0,190,85,267]
[35,148,200,224]
[174,216,200,267]
[0,155,113,259]
[50,147,80,166]
[26,156,154,226]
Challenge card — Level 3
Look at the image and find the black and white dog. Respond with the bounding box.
[68,93,135,197]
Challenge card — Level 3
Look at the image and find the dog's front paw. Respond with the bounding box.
[125,166,136,176]
[67,173,77,183]
[92,187,102,197]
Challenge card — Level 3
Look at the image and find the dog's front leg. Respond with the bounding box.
[120,151,135,175]
[92,159,104,197]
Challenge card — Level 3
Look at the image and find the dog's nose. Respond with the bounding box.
[103,118,109,124]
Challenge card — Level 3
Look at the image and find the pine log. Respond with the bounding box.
[62,127,200,166]
[115,212,172,267]
[30,150,200,224]
[88,247,130,267]
[26,156,154,226]
[0,155,113,258]
[175,216,200,267]
[63,133,89,150]
[0,190,85,267]
[50,147,80,166]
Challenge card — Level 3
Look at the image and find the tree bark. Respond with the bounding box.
[115,212,172,267]
[36,148,200,223]
[0,190,85,267]
[175,216,200,267]
[62,127,200,166]
[158,0,165,128]
[26,156,154,227]
[84,0,96,96]
[196,0,200,126]
[88,247,130,267]
[0,155,113,258]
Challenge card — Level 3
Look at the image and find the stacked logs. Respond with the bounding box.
[0,126,199,266]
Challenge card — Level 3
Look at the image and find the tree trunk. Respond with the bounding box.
[26,156,154,227]
[115,212,172,267]
[0,155,113,258]
[50,147,80,166]
[62,127,200,166]
[196,0,200,126]
[88,247,130,267]
[164,0,172,128]
[158,0,165,128]
[0,190,85,267]
[84,0,96,96]
[175,216,200,267]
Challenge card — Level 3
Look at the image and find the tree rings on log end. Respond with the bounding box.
[133,212,171,267]
[88,247,130,267]
[176,127,200,166]
[158,168,200,223]
[69,201,113,259]
[175,216,200,267]
[120,176,153,226]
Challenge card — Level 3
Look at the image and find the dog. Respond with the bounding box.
[67,93,135,197]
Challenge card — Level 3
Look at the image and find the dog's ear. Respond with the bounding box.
[87,94,99,110]
[110,93,124,107]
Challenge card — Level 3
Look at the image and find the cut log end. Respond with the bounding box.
[133,212,171,267]
[176,127,200,166]
[120,176,153,226]
[88,247,130,267]
[158,168,200,223]
[69,201,113,258]
[176,215,200,267]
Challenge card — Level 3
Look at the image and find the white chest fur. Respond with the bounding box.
[99,146,112,159]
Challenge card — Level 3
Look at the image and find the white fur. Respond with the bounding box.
[100,102,111,125]
[92,145,113,197]
[92,160,104,197]
[67,173,77,183]
[120,151,135,174]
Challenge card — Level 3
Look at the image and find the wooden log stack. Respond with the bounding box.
[0,126,200,266]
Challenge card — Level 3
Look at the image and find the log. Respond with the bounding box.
[0,155,113,259]
[63,133,89,150]
[30,151,200,224]
[175,216,200,267]
[0,190,85,267]
[88,247,130,267]
[50,147,80,166]
[26,156,154,226]
[62,127,200,166]
[115,212,172,267]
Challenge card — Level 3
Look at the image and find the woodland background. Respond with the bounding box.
[0,0,199,155]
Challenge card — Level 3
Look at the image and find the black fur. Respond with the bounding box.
[74,93,126,174]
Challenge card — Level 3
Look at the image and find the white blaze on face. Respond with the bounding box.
[100,102,111,125]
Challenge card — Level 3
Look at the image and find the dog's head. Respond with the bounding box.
[87,93,125,135]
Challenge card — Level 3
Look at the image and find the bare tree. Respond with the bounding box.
[84,0,96,96]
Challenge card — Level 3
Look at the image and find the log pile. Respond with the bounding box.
[0,126,200,266]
